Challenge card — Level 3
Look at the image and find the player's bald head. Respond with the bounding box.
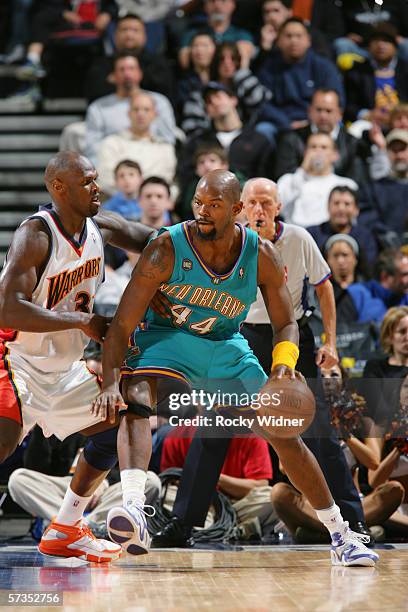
[44,152,94,185]
[197,169,241,205]
[241,177,278,201]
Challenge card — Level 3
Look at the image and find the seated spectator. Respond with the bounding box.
[278,133,357,227]
[111,176,174,280]
[178,82,273,190]
[177,144,228,220]
[391,103,408,130]
[362,308,408,469]
[178,32,216,105]
[179,0,255,70]
[343,24,408,126]
[259,0,330,58]
[17,0,117,80]
[307,186,379,268]
[274,88,366,183]
[84,13,175,102]
[138,177,174,230]
[209,41,272,118]
[60,52,177,160]
[161,424,277,538]
[368,121,408,178]
[182,41,271,137]
[256,18,344,132]
[324,234,386,324]
[364,249,408,310]
[103,159,143,219]
[86,53,176,162]
[364,373,408,527]
[360,103,408,178]
[324,1,408,63]
[114,0,190,54]
[97,92,177,195]
[179,32,217,134]
[176,144,245,222]
[272,364,406,542]
[361,129,408,236]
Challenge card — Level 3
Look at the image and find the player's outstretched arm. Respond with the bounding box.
[92,233,174,421]
[94,210,156,252]
[0,220,107,341]
[257,238,299,378]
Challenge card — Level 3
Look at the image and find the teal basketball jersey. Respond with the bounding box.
[145,221,259,340]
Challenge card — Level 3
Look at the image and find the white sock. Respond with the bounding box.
[27,51,41,65]
[55,486,92,526]
[121,468,147,508]
[315,504,347,537]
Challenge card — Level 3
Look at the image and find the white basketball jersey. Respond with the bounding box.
[6,208,104,372]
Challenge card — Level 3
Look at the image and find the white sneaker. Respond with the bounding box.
[331,524,379,567]
[107,503,154,555]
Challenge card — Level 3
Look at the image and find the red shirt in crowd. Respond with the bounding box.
[161,425,272,480]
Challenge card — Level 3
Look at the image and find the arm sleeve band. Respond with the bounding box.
[272,341,299,370]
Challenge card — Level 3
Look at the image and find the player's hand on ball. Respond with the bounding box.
[80,314,111,343]
[270,365,296,380]
[91,384,126,424]
[257,373,316,438]
[149,290,172,319]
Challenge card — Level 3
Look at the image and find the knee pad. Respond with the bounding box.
[120,402,152,419]
[83,427,118,471]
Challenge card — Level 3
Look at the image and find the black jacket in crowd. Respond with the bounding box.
[312,0,408,42]
[344,57,408,123]
[177,121,274,190]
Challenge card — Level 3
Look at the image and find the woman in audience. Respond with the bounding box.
[364,306,408,427]
[364,306,408,381]
[181,41,271,136]
[271,364,408,541]
[324,234,386,323]
[178,32,216,106]
[363,309,408,521]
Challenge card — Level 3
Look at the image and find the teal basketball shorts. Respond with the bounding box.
[121,327,267,401]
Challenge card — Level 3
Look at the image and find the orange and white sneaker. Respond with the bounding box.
[38,520,122,563]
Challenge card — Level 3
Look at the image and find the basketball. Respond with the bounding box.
[253,375,316,439]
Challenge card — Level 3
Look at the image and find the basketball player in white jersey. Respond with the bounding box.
[0,152,154,562]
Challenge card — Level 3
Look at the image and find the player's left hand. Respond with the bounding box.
[316,343,338,369]
[270,365,296,380]
[270,367,306,384]
[91,384,127,424]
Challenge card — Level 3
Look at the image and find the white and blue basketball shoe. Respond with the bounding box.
[331,524,379,567]
[107,502,154,555]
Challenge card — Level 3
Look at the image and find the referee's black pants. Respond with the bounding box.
[173,323,364,528]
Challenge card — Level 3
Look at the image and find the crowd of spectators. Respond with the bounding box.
[2,0,408,545]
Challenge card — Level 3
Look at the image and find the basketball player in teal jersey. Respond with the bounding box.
[92,170,378,566]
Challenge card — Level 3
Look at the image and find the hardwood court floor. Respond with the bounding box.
[0,544,406,611]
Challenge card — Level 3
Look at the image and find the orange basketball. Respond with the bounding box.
[253,376,316,439]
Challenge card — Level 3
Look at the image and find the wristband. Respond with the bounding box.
[272,341,299,371]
